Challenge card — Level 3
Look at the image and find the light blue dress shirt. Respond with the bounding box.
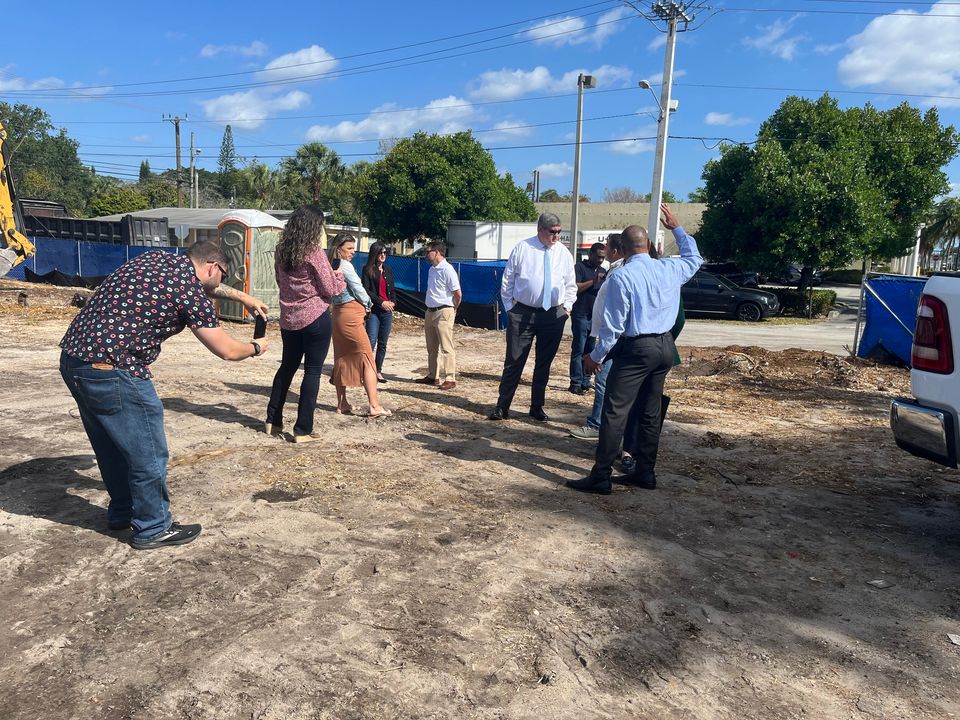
[589,226,702,363]
[331,260,372,309]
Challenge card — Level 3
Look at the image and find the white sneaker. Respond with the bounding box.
[570,424,600,440]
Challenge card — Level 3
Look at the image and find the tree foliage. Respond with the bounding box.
[217,125,240,196]
[536,188,591,203]
[921,196,960,270]
[602,186,645,203]
[355,131,536,241]
[0,102,95,215]
[88,185,149,217]
[280,142,347,212]
[698,95,959,288]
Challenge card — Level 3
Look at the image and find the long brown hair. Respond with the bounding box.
[275,205,326,271]
[327,231,358,264]
[363,241,387,280]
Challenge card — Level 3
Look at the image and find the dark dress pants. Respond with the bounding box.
[591,333,675,479]
[266,311,333,436]
[496,304,568,411]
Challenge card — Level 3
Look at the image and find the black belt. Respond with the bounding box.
[514,302,559,312]
[623,331,669,339]
[427,305,453,311]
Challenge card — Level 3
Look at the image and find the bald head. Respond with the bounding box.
[622,225,651,256]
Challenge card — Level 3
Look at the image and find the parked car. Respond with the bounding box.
[681,271,780,322]
[890,274,959,468]
[700,262,761,288]
[770,264,822,286]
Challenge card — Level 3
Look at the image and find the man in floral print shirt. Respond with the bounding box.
[59,241,269,550]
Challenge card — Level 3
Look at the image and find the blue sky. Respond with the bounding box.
[3,0,960,203]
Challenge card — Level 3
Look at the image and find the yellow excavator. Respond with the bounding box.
[0,121,35,278]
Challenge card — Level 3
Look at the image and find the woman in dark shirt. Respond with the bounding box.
[361,242,396,383]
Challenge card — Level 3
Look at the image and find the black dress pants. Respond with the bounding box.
[591,333,675,479]
[266,311,333,436]
[496,304,568,410]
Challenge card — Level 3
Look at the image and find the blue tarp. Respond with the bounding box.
[856,274,927,365]
[7,237,182,282]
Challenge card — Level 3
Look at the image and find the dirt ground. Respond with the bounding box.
[2,280,959,720]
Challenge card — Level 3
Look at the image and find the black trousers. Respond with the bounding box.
[591,333,675,479]
[266,311,333,436]
[496,304,568,410]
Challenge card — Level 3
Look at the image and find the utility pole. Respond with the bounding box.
[629,0,706,252]
[189,131,195,209]
[570,73,597,259]
[163,114,187,207]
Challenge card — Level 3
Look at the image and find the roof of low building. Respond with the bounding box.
[89,207,296,227]
[534,202,706,233]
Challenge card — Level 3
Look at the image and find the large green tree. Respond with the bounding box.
[280,142,346,211]
[355,131,536,241]
[698,94,959,288]
[0,102,95,216]
[88,185,149,216]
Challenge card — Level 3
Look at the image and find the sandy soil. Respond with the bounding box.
[1,279,959,719]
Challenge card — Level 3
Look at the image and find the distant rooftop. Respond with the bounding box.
[88,207,295,227]
[534,202,705,233]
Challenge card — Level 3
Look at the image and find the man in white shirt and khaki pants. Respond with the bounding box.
[416,240,462,390]
[489,212,577,422]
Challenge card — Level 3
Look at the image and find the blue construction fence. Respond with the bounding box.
[856,274,927,366]
[10,238,509,329]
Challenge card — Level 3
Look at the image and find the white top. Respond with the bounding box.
[426,259,461,308]
[500,236,577,312]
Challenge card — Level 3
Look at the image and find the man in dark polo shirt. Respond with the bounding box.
[59,241,269,550]
[569,242,606,394]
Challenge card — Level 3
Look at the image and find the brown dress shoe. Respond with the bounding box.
[439,381,457,390]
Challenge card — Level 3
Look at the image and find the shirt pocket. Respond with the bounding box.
[72,372,122,415]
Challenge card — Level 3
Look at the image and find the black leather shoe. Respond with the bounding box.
[621,472,657,489]
[488,406,509,421]
[131,522,202,550]
[620,454,637,474]
[529,407,549,421]
[568,385,586,396]
[566,476,612,495]
[414,376,438,385]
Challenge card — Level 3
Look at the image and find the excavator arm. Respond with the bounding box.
[0,122,35,278]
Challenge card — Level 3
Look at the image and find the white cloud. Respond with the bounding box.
[256,45,337,83]
[201,89,310,129]
[200,40,268,58]
[814,42,844,55]
[704,112,751,126]
[607,125,657,156]
[0,66,64,91]
[483,120,534,142]
[535,162,573,178]
[306,96,477,142]
[838,2,960,105]
[69,82,112,98]
[130,135,151,144]
[639,69,687,87]
[525,7,631,47]
[743,16,807,60]
[648,34,667,52]
[468,64,633,102]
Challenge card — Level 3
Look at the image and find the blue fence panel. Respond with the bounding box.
[34,237,80,275]
[79,242,128,277]
[857,274,927,365]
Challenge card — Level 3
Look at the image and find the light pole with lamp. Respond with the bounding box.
[569,73,596,259]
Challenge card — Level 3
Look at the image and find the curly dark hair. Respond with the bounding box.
[327,231,358,264]
[275,205,326,271]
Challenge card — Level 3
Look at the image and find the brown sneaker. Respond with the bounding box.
[439,381,457,390]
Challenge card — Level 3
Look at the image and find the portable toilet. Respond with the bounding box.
[217,209,285,321]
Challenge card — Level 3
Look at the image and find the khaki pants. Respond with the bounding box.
[425,307,456,381]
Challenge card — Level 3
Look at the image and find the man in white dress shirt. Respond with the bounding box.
[489,213,577,421]
[415,240,462,390]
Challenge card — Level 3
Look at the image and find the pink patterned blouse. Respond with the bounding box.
[276,246,347,330]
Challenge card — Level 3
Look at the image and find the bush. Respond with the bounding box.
[821,269,863,284]
[775,288,838,317]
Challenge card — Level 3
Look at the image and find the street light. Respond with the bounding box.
[570,73,596,258]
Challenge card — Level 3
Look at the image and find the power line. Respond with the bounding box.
[722,5,960,17]
[2,9,634,100]
[676,81,960,103]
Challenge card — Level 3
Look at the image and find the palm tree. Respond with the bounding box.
[239,162,280,210]
[921,197,960,271]
[281,143,345,207]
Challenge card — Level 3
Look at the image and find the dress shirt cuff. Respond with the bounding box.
[502,297,515,312]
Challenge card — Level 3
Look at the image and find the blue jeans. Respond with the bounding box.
[569,313,595,389]
[59,351,171,541]
[586,358,611,429]
[365,309,393,374]
[267,311,332,436]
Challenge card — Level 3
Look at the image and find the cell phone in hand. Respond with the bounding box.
[331,258,341,271]
[254,315,267,339]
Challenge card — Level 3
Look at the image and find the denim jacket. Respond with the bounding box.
[331,259,372,309]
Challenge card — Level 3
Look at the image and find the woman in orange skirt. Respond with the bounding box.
[328,232,391,417]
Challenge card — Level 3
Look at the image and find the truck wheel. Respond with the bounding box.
[736,302,763,322]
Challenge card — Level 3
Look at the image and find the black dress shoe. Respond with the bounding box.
[568,385,586,395]
[566,476,612,495]
[620,454,637,474]
[488,406,510,421]
[621,472,657,489]
[529,407,549,421]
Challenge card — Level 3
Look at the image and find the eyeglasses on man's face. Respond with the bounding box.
[378,250,387,256]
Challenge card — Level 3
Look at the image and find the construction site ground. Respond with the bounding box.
[1,280,958,720]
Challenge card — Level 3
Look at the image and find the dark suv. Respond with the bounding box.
[700,262,761,288]
[682,271,780,321]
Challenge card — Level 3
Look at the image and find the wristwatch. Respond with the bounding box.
[251,341,262,357]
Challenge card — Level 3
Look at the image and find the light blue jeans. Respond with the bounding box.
[585,358,611,429]
[60,351,172,541]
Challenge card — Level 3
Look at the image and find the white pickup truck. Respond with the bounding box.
[890,274,959,468]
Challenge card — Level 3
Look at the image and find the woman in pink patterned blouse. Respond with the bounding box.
[265,205,346,443]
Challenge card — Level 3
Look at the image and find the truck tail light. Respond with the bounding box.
[912,295,954,374]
